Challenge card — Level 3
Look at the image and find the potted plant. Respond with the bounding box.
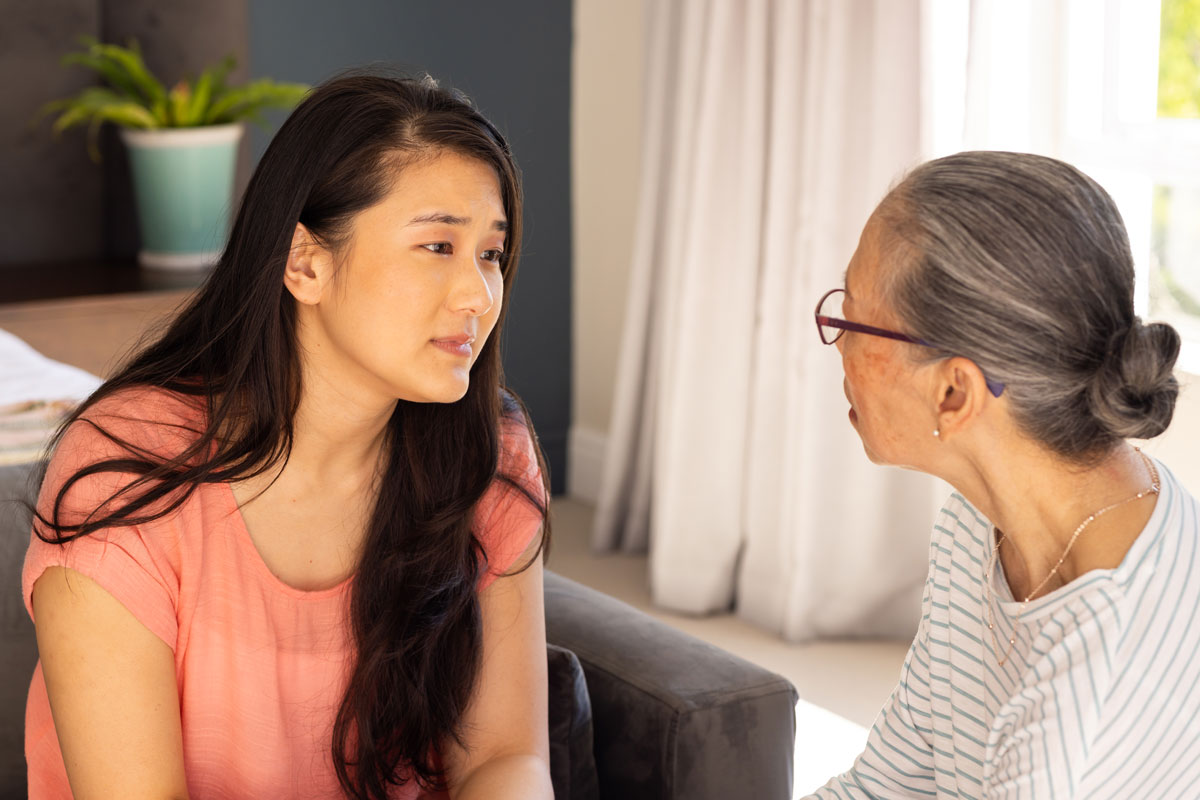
[42,37,310,270]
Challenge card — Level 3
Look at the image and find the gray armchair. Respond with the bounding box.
[1,461,798,799]
[544,571,798,799]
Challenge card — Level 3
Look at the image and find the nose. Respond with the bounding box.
[449,255,496,317]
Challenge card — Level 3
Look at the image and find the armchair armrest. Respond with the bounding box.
[544,571,797,800]
[0,461,44,795]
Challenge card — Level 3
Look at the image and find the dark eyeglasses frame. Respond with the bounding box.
[814,288,1005,398]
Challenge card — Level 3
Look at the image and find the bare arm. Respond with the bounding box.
[32,566,190,800]
[444,537,553,800]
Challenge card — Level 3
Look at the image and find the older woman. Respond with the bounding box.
[808,151,1199,798]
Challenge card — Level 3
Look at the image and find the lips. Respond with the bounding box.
[431,334,475,357]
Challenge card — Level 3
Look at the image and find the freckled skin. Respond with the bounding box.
[836,214,932,469]
[832,206,1162,607]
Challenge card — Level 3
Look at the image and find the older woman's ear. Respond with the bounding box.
[932,357,992,440]
[284,223,334,306]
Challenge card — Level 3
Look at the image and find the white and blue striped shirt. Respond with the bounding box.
[809,458,1200,799]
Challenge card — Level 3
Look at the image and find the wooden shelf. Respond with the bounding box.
[0,259,207,306]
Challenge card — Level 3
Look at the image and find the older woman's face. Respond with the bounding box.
[837,214,933,467]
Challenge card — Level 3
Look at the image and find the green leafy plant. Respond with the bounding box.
[41,36,310,159]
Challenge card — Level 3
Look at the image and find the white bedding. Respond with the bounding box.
[0,328,102,408]
[0,328,102,465]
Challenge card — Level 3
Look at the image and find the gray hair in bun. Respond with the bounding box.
[876,150,1180,462]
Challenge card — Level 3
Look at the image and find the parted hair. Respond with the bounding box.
[878,150,1180,462]
[32,73,549,799]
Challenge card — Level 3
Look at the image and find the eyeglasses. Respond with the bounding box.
[815,288,1005,397]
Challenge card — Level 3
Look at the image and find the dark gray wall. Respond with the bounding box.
[0,1,103,264]
[248,0,572,493]
[0,0,250,265]
[99,0,252,260]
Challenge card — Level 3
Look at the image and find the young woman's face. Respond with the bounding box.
[313,150,507,404]
[837,214,932,467]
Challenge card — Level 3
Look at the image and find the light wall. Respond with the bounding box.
[1139,376,1200,495]
[569,0,644,501]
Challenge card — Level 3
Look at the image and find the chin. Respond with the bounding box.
[860,441,913,469]
[392,377,470,405]
[426,380,471,404]
[858,437,889,466]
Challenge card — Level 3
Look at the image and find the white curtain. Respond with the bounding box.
[594,0,941,640]
[960,0,1066,154]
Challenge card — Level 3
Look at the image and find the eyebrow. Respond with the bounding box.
[406,212,508,232]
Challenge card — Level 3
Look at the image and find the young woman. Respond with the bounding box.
[808,151,1199,798]
[24,75,552,800]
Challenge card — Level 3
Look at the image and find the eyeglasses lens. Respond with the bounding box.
[818,291,845,344]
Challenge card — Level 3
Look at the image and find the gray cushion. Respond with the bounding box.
[544,571,798,800]
[546,643,599,800]
[0,461,43,800]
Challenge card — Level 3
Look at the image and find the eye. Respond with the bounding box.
[481,248,504,264]
[422,242,453,255]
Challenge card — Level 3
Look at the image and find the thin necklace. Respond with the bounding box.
[984,448,1160,667]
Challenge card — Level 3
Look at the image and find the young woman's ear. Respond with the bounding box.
[283,224,334,305]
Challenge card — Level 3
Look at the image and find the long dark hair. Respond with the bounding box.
[32,73,550,798]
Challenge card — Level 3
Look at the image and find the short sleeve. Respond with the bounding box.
[22,392,191,650]
[473,419,547,590]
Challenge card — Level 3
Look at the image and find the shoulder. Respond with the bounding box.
[930,492,993,563]
[497,419,541,491]
[495,393,546,503]
[24,387,198,643]
[1104,458,1199,605]
[473,405,548,583]
[70,386,206,451]
[1151,457,1200,543]
[918,494,994,626]
[1102,457,1200,650]
[39,386,206,522]
[50,386,205,470]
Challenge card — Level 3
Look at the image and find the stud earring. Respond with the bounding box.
[933,428,940,438]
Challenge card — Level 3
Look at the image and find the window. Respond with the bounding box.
[1150,0,1200,368]
[1062,0,1200,373]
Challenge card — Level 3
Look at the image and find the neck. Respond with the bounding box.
[279,317,397,490]
[940,435,1158,600]
[288,377,392,487]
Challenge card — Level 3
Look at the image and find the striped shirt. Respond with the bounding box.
[807,458,1200,799]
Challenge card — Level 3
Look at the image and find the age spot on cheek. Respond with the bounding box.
[861,344,906,380]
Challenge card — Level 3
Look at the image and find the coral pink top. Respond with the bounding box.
[22,388,545,799]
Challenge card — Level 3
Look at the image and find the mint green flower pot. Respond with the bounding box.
[120,124,243,271]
